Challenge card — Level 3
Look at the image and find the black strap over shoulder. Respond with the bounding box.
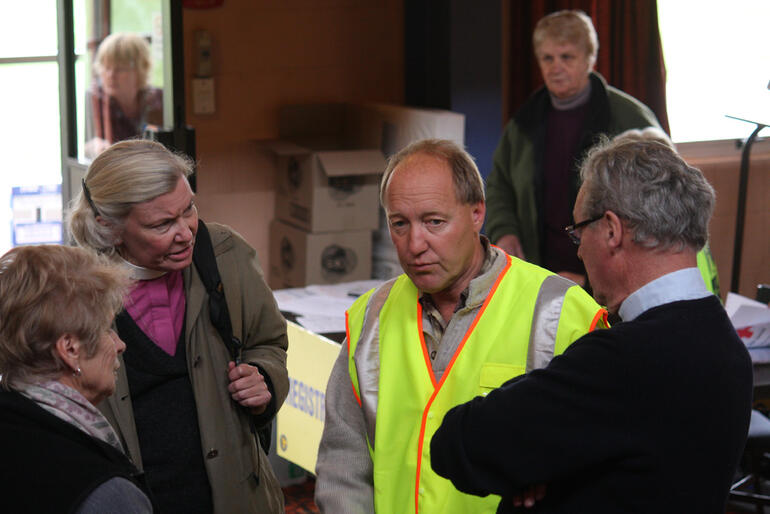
[192,220,243,362]
[192,220,271,456]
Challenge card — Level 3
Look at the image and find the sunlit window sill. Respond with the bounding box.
[676,136,770,165]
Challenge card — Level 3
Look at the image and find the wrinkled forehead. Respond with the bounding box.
[386,152,450,191]
[99,54,137,69]
[385,154,455,205]
[536,37,587,57]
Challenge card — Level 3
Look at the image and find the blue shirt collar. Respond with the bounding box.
[618,268,712,322]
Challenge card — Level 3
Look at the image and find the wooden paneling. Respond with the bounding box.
[680,138,770,299]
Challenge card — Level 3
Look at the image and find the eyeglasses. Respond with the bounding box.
[564,215,603,245]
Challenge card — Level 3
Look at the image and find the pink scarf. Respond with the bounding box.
[18,380,123,452]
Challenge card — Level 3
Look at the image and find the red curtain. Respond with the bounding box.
[504,0,669,133]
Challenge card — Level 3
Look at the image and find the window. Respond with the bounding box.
[658,1,770,143]
[74,1,165,161]
[0,1,63,254]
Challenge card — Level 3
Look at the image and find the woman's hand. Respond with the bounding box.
[227,362,271,415]
[496,234,526,260]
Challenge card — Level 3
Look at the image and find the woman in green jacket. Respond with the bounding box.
[486,10,660,287]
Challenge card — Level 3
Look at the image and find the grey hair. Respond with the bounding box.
[67,139,194,256]
[614,126,675,150]
[533,10,598,67]
[579,136,715,251]
[380,139,485,209]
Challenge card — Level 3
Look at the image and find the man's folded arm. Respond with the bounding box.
[431,334,629,498]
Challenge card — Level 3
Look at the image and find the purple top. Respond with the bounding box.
[542,102,589,274]
[85,85,163,144]
[125,270,185,356]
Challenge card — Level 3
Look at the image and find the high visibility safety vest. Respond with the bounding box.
[345,254,607,513]
[697,243,720,298]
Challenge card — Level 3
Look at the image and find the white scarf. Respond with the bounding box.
[118,255,167,280]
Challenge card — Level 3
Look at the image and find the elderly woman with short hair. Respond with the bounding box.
[485,9,661,287]
[68,138,288,514]
[0,244,153,513]
[85,32,163,158]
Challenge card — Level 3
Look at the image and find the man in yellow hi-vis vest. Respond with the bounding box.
[314,139,608,513]
[431,135,752,512]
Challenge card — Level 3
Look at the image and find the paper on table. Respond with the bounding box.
[305,279,384,299]
[287,314,346,334]
[273,280,385,334]
[725,292,770,348]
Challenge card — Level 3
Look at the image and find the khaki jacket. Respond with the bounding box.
[101,223,289,513]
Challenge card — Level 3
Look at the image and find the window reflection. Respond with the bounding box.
[84,33,163,158]
[74,0,166,162]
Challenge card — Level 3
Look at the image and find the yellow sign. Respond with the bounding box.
[277,321,341,473]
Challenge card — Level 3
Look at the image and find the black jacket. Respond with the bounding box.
[431,297,752,513]
[0,390,152,513]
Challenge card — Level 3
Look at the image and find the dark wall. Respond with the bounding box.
[405,0,502,179]
[404,1,451,109]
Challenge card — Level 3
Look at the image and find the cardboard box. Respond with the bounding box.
[352,102,466,157]
[272,142,384,233]
[280,102,465,156]
[269,219,372,288]
[271,104,386,233]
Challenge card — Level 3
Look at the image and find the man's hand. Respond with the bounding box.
[496,234,526,260]
[227,362,271,415]
[513,484,546,508]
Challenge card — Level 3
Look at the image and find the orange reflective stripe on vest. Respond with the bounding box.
[346,256,606,513]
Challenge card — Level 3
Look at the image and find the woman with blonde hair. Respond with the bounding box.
[0,244,153,512]
[68,138,288,514]
[85,32,163,158]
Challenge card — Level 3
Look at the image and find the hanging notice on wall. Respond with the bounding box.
[11,185,62,246]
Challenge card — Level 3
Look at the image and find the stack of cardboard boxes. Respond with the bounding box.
[268,102,466,288]
[268,104,386,288]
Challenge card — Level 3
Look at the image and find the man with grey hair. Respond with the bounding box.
[315,139,608,513]
[431,136,753,512]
